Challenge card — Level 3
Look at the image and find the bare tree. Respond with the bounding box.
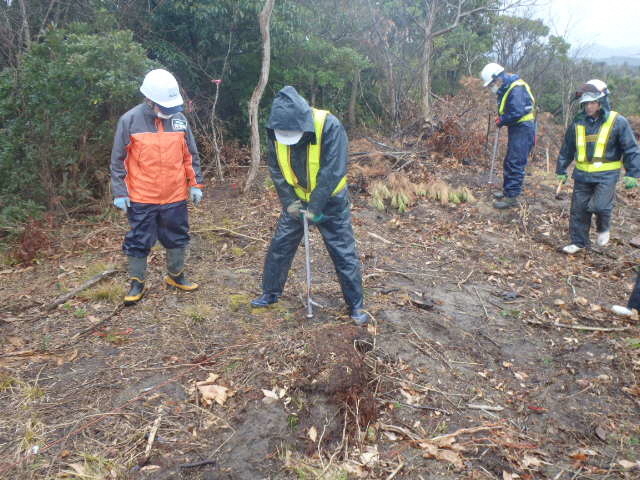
[419,0,538,122]
[243,0,276,193]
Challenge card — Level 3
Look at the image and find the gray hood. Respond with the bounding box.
[267,86,316,143]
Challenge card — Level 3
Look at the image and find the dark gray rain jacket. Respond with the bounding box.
[265,86,348,215]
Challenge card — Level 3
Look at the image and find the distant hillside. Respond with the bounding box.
[579,44,640,66]
[595,56,640,67]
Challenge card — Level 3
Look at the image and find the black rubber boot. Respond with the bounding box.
[493,197,518,209]
[165,248,198,291]
[124,278,145,306]
[124,256,147,305]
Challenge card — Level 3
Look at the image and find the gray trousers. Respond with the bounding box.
[569,179,616,248]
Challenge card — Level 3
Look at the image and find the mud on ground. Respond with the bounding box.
[1,143,640,479]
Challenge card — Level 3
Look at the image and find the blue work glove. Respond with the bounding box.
[113,197,130,212]
[556,174,568,184]
[623,176,638,189]
[286,200,303,217]
[190,187,203,205]
[303,210,325,224]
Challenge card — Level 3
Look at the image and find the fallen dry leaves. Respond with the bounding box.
[196,373,234,406]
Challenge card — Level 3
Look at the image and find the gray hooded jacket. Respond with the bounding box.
[266,86,348,215]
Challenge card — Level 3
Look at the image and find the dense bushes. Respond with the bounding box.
[0,25,154,220]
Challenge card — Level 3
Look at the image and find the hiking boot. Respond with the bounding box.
[562,244,583,255]
[165,273,199,291]
[250,293,279,308]
[493,197,518,209]
[492,191,505,199]
[596,230,610,247]
[351,308,368,326]
[124,278,145,306]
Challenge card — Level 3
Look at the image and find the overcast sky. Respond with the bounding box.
[530,0,640,49]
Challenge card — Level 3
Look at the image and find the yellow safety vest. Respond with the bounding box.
[498,79,536,123]
[575,111,621,173]
[275,108,347,202]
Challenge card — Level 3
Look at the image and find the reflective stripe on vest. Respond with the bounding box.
[275,108,347,202]
[498,79,536,123]
[575,111,621,173]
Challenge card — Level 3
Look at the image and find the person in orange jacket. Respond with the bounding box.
[110,69,204,305]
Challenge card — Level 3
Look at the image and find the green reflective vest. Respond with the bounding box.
[575,111,621,173]
[498,79,536,123]
[275,108,347,202]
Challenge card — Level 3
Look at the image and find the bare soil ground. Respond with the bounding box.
[2,135,640,480]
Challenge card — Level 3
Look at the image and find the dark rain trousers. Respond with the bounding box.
[503,122,535,198]
[261,191,363,310]
[123,201,190,258]
[569,176,617,248]
[627,273,640,310]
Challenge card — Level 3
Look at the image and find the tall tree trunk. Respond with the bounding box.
[17,0,31,49]
[347,69,360,129]
[243,0,276,194]
[385,54,397,128]
[421,1,436,123]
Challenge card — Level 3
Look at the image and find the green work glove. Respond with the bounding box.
[303,210,325,224]
[623,176,638,189]
[556,174,568,184]
[286,200,303,217]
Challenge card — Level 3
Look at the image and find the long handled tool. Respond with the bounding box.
[301,211,324,318]
[555,179,565,200]
[488,128,500,185]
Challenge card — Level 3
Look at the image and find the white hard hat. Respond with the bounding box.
[274,129,303,145]
[586,79,609,94]
[140,69,184,112]
[480,63,505,87]
[579,90,605,104]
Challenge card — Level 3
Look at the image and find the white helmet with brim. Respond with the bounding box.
[140,69,184,113]
[274,129,303,145]
[480,63,505,87]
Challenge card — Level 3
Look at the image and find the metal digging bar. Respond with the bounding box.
[488,128,500,184]
[301,210,316,319]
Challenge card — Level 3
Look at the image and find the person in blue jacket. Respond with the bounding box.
[250,86,367,325]
[481,63,536,209]
[556,79,640,254]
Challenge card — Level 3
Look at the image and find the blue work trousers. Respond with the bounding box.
[123,201,190,258]
[503,122,535,198]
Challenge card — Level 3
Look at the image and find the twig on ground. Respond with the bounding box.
[457,270,474,289]
[474,286,490,320]
[179,460,217,469]
[430,424,502,443]
[553,322,630,332]
[467,404,504,412]
[386,461,405,480]
[143,414,162,460]
[377,397,450,415]
[367,231,393,244]
[192,226,267,244]
[45,269,119,310]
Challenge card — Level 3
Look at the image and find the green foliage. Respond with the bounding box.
[0,24,154,211]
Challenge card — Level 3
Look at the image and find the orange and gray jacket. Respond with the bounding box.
[110,103,204,204]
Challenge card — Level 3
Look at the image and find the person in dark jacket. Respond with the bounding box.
[480,63,536,209]
[556,79,640,254]
[250,86,367,325]
[111,69,204,305]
